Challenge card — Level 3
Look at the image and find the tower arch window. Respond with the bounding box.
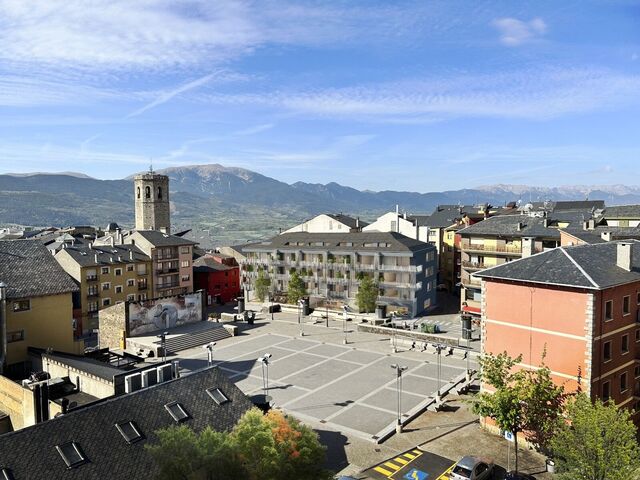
[158,186,162,200]
[145,186,151,199]
[137,187,140,199]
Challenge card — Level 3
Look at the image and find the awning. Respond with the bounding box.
[462,305,481,314]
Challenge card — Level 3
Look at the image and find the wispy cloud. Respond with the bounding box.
[233,123,275,136]
[492,17,547,46]
[126,73,219,118]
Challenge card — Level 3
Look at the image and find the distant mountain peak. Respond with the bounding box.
[4,171,94,179]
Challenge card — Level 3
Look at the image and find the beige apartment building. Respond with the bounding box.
[55,243,152,333]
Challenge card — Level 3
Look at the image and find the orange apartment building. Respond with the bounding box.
[475,240,640,418]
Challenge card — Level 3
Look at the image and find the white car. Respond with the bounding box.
[449,456,494,480]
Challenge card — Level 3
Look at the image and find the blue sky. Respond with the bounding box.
[0,0,639,192]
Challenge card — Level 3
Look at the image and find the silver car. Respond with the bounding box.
[449,456,494,480]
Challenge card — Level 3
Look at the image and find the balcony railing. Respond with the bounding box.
[86,291,99,298]
[156,268,179,275]
[138,285,148,291]
[86,275,98,282]
[461,261,486,270]
[461,243,522,254]
[157,282,180,290]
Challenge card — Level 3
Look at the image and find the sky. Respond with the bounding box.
[0,0,639,192]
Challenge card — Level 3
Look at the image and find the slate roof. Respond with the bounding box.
[0,240,79,300]
[132,230,198,247]
[475,240,640,289]
[600,204,640,219]
[458,214,572,238]
[327,213,368,229]
[193,256,234,272]
[0,367,253,480]
[561,226,640,245]
[57,244,151,267]
[411,205,475,228]
[243,231,433,253]
[552,200,605,211]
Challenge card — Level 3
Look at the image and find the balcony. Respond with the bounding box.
[461,261,486,271]
[86,291,99,298]
[243,258,270,266]
[138,285,148,291]
[157,282,180,290]
[461,242,522,255]
[156,268,179,275]
[85,275,98,282]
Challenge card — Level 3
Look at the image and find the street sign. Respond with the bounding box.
[504,430,515,443]
[404,469,428,480]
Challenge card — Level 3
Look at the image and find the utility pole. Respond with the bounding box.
[390,364,408,434]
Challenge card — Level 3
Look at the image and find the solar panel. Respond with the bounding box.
[55,441,88,469]
[206,387,230,405]
[115,421,143,444]
[164,402,189,422]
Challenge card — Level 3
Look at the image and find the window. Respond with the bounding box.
[127,294,135,302]
[102,282,110,291]
[115,286,123,294]
[127,264,134,272]
[635,365,640,378]
[88,302,98,313]
[604,341,612,362]
[622,334,630,354]
[7,330,24,343]
[182,275,190,282]
[12,300,30,312]
[180,246,190,254]
[101,267,109,275]
[605,300,613,321]
[603,381,611,401]
[145,186,151,198]
[157,186,162,200]
[636,329,640,342]
[206,387,230,405]
[55,441,88,469]
[621,372,629,393]
[181,260,190,268]
[137,186,140,199]
[115,421,143,444]
[624,295,631,315]
[115,268,122,276]
[127,279,135,287]
[164,402,189,422]
[102,298,111,307]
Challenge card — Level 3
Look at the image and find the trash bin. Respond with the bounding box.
[302,297,310,316]
[237,296,245,314]
[267,304,280,314]
[546,459,556,473]
[247,311,255,325]
[375,304,387,319]
[461,315,472,340]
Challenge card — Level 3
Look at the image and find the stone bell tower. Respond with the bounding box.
[134,166,170,233]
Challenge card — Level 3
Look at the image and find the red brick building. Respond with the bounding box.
[193,254,241,305]
[476,240,640,419]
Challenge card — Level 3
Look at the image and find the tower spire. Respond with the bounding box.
[149,160,154,174]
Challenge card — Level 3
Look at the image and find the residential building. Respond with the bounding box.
[560,225,640,247]
[193,254,241,304]
[0,366,253,479]
[134,168,170,233]
[241,231,437,317]
[54,243,153,334]
[0,240,82,378]
[127,230,196,298]
[475,240,640,420]
[596,204,640,227]
[282,213,367,234]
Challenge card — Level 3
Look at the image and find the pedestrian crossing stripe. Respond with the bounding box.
[435,463,456,480]
[384,461,401,471]
[372,450,424,479]
[403,453,416,460]
[395,457,409,465]
[374,466,394,476]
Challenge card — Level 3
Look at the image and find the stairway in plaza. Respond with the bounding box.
[159,324,232,353]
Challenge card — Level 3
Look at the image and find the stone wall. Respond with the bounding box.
[98,302,127,350]
[0,375,34,430]
[43,356,115,399]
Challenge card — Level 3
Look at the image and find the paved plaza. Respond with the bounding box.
[176,311,477,442]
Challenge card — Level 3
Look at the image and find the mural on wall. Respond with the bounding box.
[128,292,202,336]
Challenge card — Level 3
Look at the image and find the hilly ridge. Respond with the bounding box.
[2,163,640,247]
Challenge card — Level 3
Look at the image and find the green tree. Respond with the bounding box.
[550,393,640,480]
[147,408,331,480]
[356,275,378,313]
[254,269,271,302]
[287,271,307,304]
[472,351,565,473]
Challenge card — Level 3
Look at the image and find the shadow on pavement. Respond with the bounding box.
[317,429,350,473]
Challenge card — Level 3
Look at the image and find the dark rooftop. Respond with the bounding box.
[458,214,585,238]
[327,213,369,229]
[131,230,198,247]
[600,204,640,220]
[0,367,253,480]
[243,231,433,253]
[475,240,640,289]
[561,226,640,245]
[56,244,150,267]
[40,350,126,382]
[0,240,79,300]
[193,256,234,272]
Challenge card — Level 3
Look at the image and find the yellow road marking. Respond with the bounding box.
[403,452,416,460]
[412,449,422,455]
[394,457,409,465]
[384,461,401,471]
[435,463,456,480]
[374,466,394,476]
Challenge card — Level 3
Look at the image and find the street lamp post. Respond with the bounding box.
[0,282,7,374]
[259,353,272,397]
[298,299,305,337]
[157,331,168,363]
[270,292,274,321]
[390,364,408,434]
[203,342,216,366]
[391,322,397,353]
[342,305,349,344]
[433,343,445,404]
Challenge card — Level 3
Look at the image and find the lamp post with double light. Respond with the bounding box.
[259,353,272,396]
[390,363,408,434]
[157,331,169,362]
[203,342,216,366]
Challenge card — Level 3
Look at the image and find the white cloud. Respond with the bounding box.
[233,123,275,136]
[492,17,547,46]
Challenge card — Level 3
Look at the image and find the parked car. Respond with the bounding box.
[505,472,535,480]
[449,456,494,480]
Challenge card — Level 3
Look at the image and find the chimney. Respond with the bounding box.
[403,212,407,220]
[543,218,549,228]
[129,250,134,260]
[356,217,360,229]
[517,222,524,231]
[583,219,595,230]
[116,228,123,245]
[110,235,115,247]
[117,255,122,262]
[522,236,535,258]
[94,254,99,263]
[601,231,613,242]
[88,242,93,249]
[61,397,70,415]
[617,242,633,271]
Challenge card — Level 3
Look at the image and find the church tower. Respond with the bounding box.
[134,167,170,233]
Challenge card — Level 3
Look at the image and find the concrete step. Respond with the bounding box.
[158,325,232,353]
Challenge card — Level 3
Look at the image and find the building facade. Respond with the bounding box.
[193,255,241,304]
[282,213,367,234]
[134,170,170,233]
[54,243,152,334]
[476,241,640,420]
[241,232,437,317]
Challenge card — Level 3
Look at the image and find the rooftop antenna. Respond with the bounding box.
[149,159,154,174]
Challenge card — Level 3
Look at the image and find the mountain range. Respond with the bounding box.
[2,163,639,247]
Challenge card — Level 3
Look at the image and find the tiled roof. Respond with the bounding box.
[243,231,433,253]
[0,367,253,480]
[600,204,640,219]
[0,240,78,299]
[458,214,576,238]
[58,244,150,267]
[552,200,605,211]
[132,230,198,247]
[193,257,234,272]
[326,213,368,229]
[475,240,640,289]
[561,226,640,245]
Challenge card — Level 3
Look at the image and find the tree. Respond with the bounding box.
[356,275,378,313]
[287,271,307,304]
[254,269,271,302]
[146,408,331,480]
[550,393,640,480]
[472,351,565,473]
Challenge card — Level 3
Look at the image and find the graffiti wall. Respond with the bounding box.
[128,292,203,337]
